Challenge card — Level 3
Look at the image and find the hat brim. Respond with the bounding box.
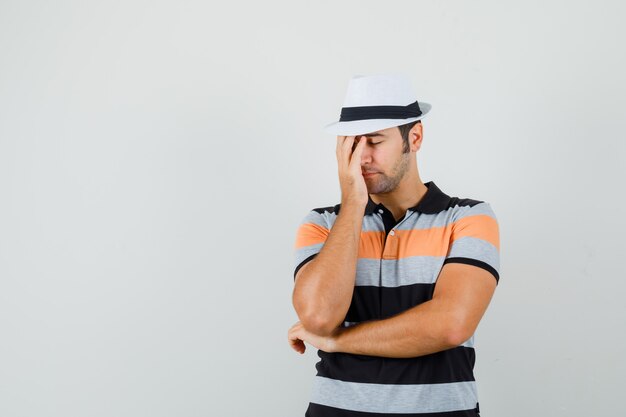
[323,102,431,136]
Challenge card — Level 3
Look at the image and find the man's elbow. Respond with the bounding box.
[444,315,475,347]
[300,313,340,337]
[292,289,342,337]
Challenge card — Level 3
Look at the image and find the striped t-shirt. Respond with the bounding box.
[293,181,500,417]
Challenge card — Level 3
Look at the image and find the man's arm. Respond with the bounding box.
[329,263,497,358]
[292,135,369,337]
[292,202,365,337]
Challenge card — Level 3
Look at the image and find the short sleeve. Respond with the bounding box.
[293,210,330,281]
[443,202,501,284]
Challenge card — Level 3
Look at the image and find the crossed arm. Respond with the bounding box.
[288,262,497,358]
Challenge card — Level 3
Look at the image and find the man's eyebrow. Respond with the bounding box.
[361,132,384,138]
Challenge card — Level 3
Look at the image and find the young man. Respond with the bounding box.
[289,74,500,417]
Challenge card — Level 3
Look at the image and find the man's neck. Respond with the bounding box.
[370,180,429,222]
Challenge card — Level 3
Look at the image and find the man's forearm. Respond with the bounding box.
[331,299,463,358]
[292,201,365,335]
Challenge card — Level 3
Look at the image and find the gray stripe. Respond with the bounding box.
[361,214,383,231]
[354,256,443,286]
[310,376,478,414]
[361,209,451,231]
[298,244,496,287]
[447,237,500,272]
[305,201,496,233]
[399,202,495,230]
[294,243,323,269]
[380,256,444,286]
[299,211,384,232]
[395,210,456,230]
[300,210,328,228]
[448,201,496,220]
[295,251,442,286]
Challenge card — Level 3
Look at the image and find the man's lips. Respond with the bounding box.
[362,172,378,177]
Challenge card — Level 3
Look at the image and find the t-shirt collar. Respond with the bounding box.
[363,180,452,216]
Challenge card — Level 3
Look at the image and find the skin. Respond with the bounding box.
[353,122,428,222]
[287,122,497,358]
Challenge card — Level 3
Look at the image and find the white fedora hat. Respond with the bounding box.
[324,73,431,136]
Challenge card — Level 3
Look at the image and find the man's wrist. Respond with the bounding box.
[340,198,367,211]
[325,327,345,353]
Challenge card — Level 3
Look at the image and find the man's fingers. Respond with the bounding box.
[289,338,306,354]
[336,135,345,153]
[353,135,365,153]
[347,136,365,169]
[336,136,355,169]
[288,324,306,354]
[336,136,347,159]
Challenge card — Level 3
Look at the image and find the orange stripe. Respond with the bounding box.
[294,223,330,249]
[357,229,450,259]
[358,231,385,258]
[296,214,499,258]
[449,214,500,250]
[397,227,451,258]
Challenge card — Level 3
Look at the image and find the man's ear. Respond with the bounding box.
[409,122,423,152]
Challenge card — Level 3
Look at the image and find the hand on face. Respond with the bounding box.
[336,135,368,207]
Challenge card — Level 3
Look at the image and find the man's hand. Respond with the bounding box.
[337,135,368,207]
[287,321,343,354]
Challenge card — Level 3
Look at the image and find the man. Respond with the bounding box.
[288,74,500,417]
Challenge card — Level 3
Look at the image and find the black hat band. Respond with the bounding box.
[339,100,422,122]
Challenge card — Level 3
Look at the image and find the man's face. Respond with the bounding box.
[354,126,411,195]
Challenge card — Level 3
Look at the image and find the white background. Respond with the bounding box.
[1,1,624,416]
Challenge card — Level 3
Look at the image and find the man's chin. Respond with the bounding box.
[367,187,384,195]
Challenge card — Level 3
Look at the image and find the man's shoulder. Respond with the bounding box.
[432,182,497,222]
[445,195,497,224]
[311,203,341,215]
[435,183,489,210]
[446,195,485,210]
[297,203,341,228]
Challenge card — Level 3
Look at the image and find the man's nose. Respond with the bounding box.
[352,137,372,163]
[360,145,373,165]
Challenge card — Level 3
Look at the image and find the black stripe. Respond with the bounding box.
[443,257,499,284]
[339,101,422,122]
[313,205,338,215]
[306,401,480,417]
[346,283,435,322]
[310,183,487,218]
[445,196,484,209]
[314,346,475,385]
[294,254,318,281]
